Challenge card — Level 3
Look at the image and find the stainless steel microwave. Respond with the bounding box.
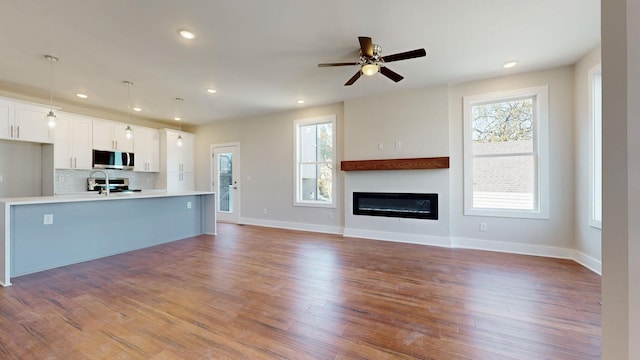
[92,149,135,170]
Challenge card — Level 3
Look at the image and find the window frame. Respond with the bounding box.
[293,114,337,208]
[588,64,602,229]
[463,85,550,219]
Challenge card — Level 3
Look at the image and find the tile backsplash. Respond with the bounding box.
[55,169,160,194]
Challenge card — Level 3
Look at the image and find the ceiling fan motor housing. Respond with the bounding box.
[317,36,426,86]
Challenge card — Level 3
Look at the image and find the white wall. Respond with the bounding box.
[342,86,451,244]
[193,103,344,234]
[573,45,602,271]
[448,67,576,257]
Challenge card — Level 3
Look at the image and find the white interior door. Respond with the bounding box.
[211,144,240,223]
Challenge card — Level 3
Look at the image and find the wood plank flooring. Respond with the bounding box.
[0,223,601,359]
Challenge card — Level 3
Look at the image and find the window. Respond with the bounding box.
[463,86,549,218]
[589,64,602,228]
[294,115,336,207]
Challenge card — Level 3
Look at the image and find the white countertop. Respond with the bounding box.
[0,191,215,205]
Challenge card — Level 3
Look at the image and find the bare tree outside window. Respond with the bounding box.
[471,98,535,210]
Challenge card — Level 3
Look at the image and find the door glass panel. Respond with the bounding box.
[218,152,233,213]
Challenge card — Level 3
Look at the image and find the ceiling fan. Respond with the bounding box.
[318,36,427,86]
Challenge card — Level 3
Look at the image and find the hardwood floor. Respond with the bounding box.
[0,223,601,359]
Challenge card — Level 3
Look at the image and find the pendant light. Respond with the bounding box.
[44,55,59,128]
[175,97,184,147]
[123,80,134,139]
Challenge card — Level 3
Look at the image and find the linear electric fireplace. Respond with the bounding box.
[353,192,438,220]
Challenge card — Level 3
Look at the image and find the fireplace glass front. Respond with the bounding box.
[353,192,438,220]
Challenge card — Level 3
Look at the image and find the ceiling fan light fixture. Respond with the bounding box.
[361,63,379,76]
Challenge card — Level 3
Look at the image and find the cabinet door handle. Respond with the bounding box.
[70,158,73,168]
[16,126,19,139]
[74,158,77,168]
[10,125,13,138]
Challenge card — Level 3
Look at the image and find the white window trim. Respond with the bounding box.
[293,114,337,208]
[463,85,550,219]
[588,64,602,229]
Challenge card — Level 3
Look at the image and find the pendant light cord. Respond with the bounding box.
[45,55,59,111]
[123,80,133,120]
[49,60,54,110]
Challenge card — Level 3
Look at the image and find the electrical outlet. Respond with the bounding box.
[328,212,334,219]
[395,141,401,149]
[43,214,54,225]
[263,208,268,215]
[480,222,487,232]
[378,142,384,150]
[0,175,3,182]
[187,201,192,209]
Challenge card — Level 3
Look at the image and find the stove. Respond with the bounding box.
[87,177,142,193]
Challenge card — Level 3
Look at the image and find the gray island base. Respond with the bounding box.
[0,191,216,286]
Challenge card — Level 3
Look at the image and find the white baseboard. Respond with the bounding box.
[343,228,452,247]
[450,236,574,259]
[238,217,343,235]
[573,250,602,275]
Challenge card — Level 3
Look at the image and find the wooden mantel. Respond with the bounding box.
[340,157,450,171]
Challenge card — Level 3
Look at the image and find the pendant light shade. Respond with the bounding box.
[46,110,56,128]
[125,125,133,139]
[44,55,59,128]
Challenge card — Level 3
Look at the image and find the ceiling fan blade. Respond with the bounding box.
[318,62,359,67]
[381,48,427,63]
[358,36,374,58]
[380,67,404,82]
[344,70,362,86]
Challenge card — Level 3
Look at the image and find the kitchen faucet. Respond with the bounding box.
[88,170,110,196]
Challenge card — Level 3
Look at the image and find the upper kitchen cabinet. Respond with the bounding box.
[53,112,93,170]
[133,126,160,172]
[0,98,14,140]
[0,98,53,143]
[92,119,134,152]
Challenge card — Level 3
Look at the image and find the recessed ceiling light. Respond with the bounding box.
[174,117,181,121]
[178,29,197,40]
[76,93,88,99]
[296,99,305,104]
[207,88,217,94]
[503,61,518,69]
[133,107,142,112]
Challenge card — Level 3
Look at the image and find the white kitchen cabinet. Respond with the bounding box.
[0,98,53,143]
[159,129,194,191]
[92,119,134,152]
[53,112,93,169]
[0,98,14,140]
[133,126,160,172]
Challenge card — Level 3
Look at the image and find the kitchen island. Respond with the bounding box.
[0,191,216,286]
